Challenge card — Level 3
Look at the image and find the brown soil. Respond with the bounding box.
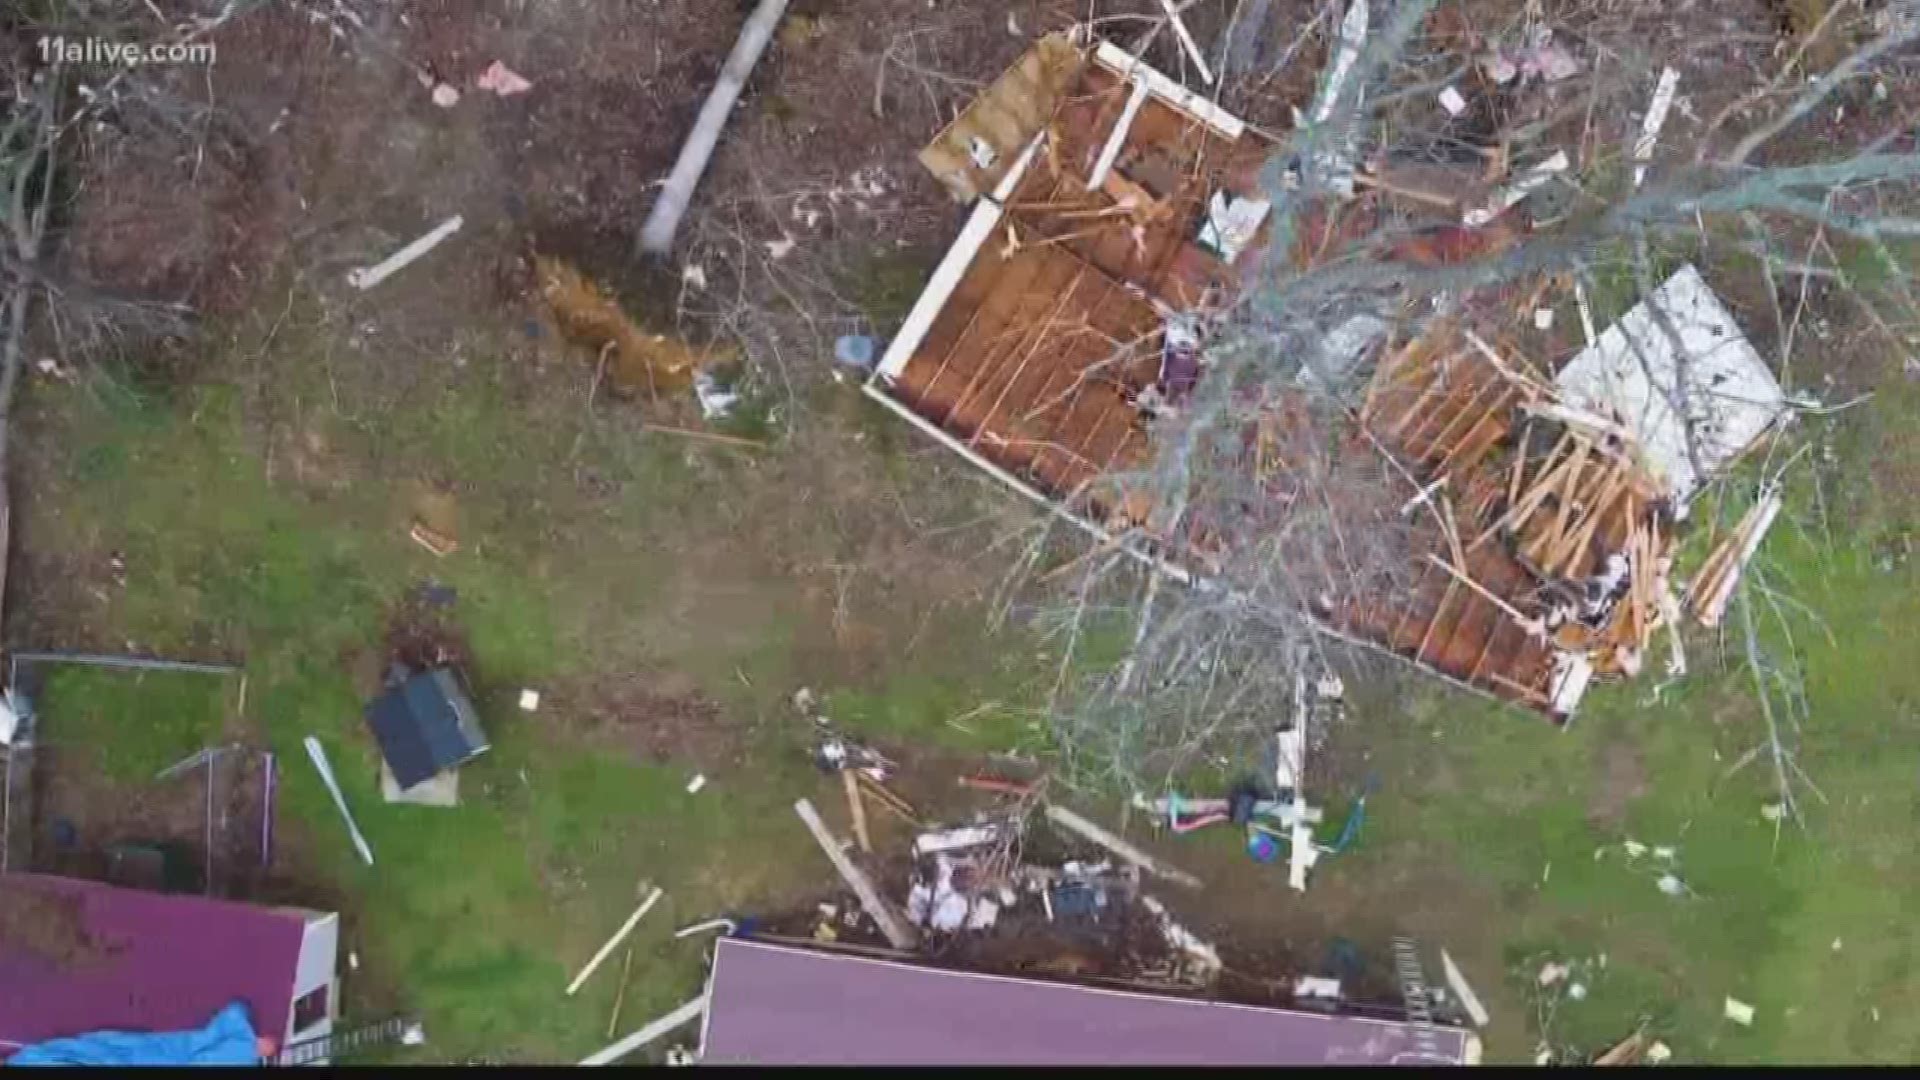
[543,669,744,772]
[28,744,269,898]
[1587,738,1649,830]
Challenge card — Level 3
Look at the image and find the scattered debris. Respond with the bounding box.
[834,335,877,372]
[1139,895,1221,984]
[475,60,533,97]
[1437,86,1467,117]
[1646,1041,1673,1064]
[1688,489,1784,627]
[567,886,665,996]
[1538,960,1569,986]
[1567,981,1588,1001]
[348,215,465,291]
[1555,265,1788,509]
[693,370,740,421]
[1044,805,1202,889]
[303,736,374,867]
[1440,949,1490,1027]
[430,83,460,108]
[519,689,541,712]
[1724,997,1755,1026]
[580,995,707,1067]
[1464,150,1568,227]
[1534,308,1554,331]
[794,798,919,950]
[1632,67,1681,188]
[409,521,459,558]
[686,773,708,795]
[1594,1028,1650,1065]
[640,0,792,253]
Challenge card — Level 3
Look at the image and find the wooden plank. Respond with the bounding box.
[567,887,664,996]
[843,769,872,854]
[1046,805,1202,888]
[794,798,919,950]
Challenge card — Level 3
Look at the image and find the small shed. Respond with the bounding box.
[364,669,488,791]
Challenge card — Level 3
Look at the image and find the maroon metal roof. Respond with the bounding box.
[0,873,307,1053]
[700,937,1474,1066]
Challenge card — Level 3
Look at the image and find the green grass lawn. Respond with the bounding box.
[14,284,1918,1063]
[13,315,1052,1061]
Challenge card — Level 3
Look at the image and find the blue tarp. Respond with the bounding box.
[9,1001,259,1066]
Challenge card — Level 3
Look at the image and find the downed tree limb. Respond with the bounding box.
[794,798,919,950]
[579,995,707,1066]
[639,0,791,253]
[1045,805,1202,888]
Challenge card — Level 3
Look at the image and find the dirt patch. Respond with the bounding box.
[1587,739,1648,830]
[545,670,744,772]
[381,582,474,679]
[27,744,269,898]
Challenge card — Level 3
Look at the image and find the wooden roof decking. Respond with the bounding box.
[879,45,1272,522]
[1348,318,1674,713]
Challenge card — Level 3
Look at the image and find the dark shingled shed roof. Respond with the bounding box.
[699,938,1475,1066]
[364,668,488,790]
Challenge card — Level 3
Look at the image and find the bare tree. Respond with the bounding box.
[1027,0,1917,807]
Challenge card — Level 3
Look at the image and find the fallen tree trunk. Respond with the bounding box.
[638,0,790,254]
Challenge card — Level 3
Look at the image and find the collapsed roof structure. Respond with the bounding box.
[866,31,1791,720]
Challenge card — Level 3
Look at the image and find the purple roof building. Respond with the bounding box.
[0,874,338,1060]
[698,937,1479,1066]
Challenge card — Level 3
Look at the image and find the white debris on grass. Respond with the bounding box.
[1140,895,1222,981]
[1724,997,1756,1026]
[519,688,541,712]
[1646,1041,1673,1063]
[1438,85,1467,116]
[685,773,707,795]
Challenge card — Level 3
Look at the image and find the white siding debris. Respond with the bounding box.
[1554,265,1788,509]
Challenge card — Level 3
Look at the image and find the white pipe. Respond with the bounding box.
[303,737,373,866]
[579,995,707,1066]
[639,0,790,253]
[346,215,463,291]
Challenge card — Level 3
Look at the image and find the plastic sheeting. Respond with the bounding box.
[8,1001,259,1066]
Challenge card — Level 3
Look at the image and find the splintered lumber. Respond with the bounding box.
[856,772,921,825]
[1045,805,1202,888]
[568,887,664,996]
[639,0,791,253]
[842,769,872,853]
[1424,553,1544,639]
[580,995,708,1066]
[794,798,920,950]
[1693,491,1782,627]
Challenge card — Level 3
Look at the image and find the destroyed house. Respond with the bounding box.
[697,936,1476,1066]
[869,35,1276,528]
[0,873,339,1060]
[869,35,1789,719]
